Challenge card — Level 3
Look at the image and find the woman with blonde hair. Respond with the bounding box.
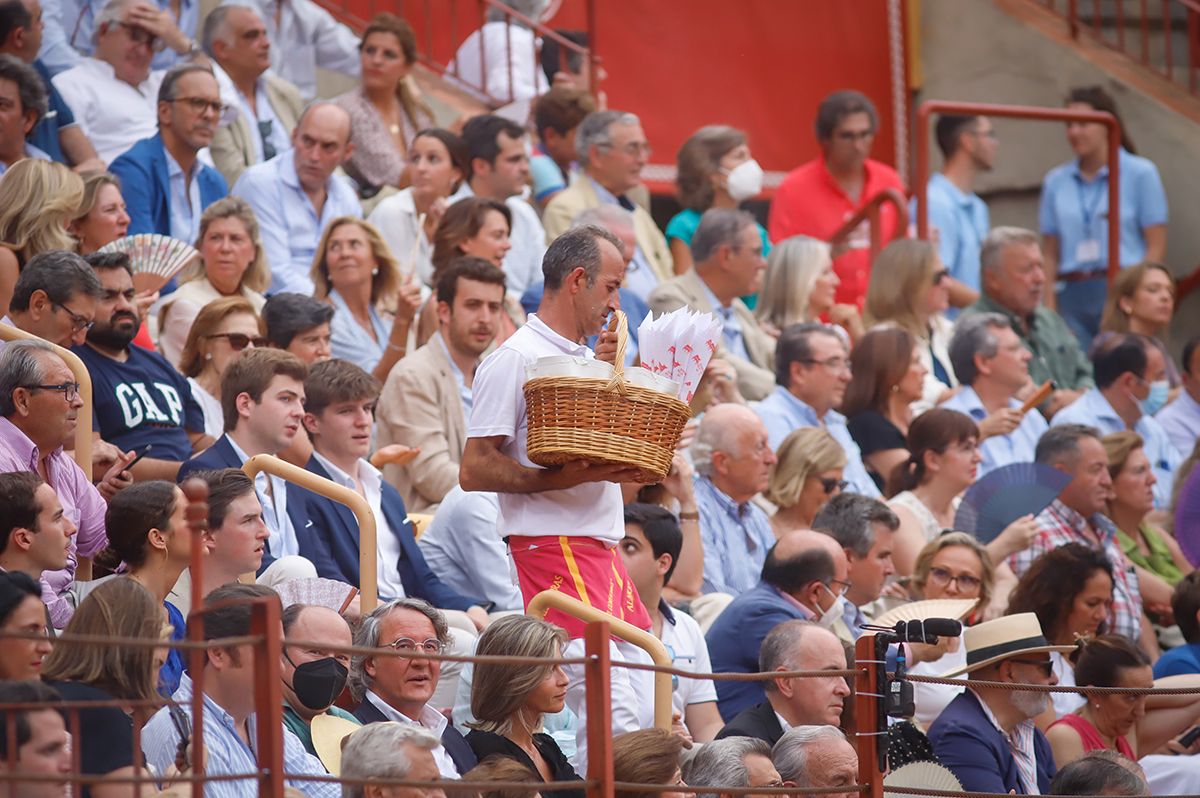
[69,172,130,254]
[755,235,863,342]
[178,296,265,436]
[0,159,84,313]
[1098,262,1179,387]
[334,13,435,202]
[157,197,270,367]
[467,615,584,798]
[766,427,847,537]
[41,578,167,798]
[311,217,421,381]
[864,239,956,410]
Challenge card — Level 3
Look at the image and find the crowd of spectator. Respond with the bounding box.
[0,0,1195,795]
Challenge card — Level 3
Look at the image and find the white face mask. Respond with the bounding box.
[723,159,764,202]
[816,584,847,630]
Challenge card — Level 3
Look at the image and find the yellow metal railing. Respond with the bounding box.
[527,590,672,729]
[241,454,379,611]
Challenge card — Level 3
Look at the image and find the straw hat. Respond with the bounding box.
[941,612,1074,678]
[310,713,362,776]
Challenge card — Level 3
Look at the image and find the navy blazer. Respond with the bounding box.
[705,580,809,720]
[353,697,477,775]
[176,436,338,578]
[715,700,785,746]
[109,133,228,238]
[929,689,1056,795]
[304,456,484,611]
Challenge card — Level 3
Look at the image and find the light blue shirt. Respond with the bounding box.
[62,0,198,71]
[589,178,660,302]
[940,385,1047,479]
[165,149,202,246]
[436,334,473,417]
[142,674,338,798]
[696,274,750,362]
[920,172,989,303]
[35,0,82,76]
[232,150,362,295]
[694,475,775,596]
[1155,389,1200,460]
[1051,387,1182,507]
[327,288,390,375]
[226,434,299,558]
[1038,147,1168,277]
[753,385,881,498]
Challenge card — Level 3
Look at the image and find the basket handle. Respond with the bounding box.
[603,310,629,394]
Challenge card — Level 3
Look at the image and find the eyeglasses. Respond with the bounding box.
[818,477,849,495]
[833,129,874,143]
[800,355,850,373]
[602,141,652,158]
[52,301,94,332]
[206,332,268,351]
[119,22,165,51]
[384,637,446,655]
[926,567,982,592]
[825,578,852,598]
[1010,657,1055,678]
[168,97,229,116]
[257,119,277,161]
[21,382,81,402]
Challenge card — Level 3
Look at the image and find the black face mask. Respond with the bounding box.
[286,655,348,711]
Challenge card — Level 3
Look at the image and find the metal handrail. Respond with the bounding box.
[0,323,93,479]
[526,590,673,730]
[914,100,1122,286]
[828,187,909,264]
[241,454,379,611]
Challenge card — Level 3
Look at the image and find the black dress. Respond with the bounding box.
[847,409,908,492]
[43,680,135,798]
[465,729,586,798]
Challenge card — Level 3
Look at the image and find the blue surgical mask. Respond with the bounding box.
[1137,379,1169,416]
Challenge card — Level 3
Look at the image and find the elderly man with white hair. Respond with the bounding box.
[691,403,777,597]
[683,736,784,798]
[772,726,859,798]
[340,722,446,798]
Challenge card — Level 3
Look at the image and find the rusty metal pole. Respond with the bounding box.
[180,478,209,798]
[1105,116,1122,286]
[252,599,286,797]
[853,633,884,798]
[584,622,614,798]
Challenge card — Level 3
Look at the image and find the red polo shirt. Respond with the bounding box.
[768,157,906,307]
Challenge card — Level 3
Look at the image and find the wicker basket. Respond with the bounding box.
[524,311,691,480]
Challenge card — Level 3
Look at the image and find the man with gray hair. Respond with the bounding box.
[349,598,477,778]
[340,722,446,798]
[753,322,878,494]
[649,207,774,399]
[0,340,131,628]
[691,402,776,596]
[0,53,47,173]
[812,492,897,641]
[543,109,673,293]
[962,226,1092,417]
[772,725,858,798]
[203,3,303,185]
[683,736,783,798]
[109,62,228,241]
[941,312,1048,478]
[4,250,103,348]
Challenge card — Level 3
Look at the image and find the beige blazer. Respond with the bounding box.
[647,269,776,400]
[542,177,673,283]
[211,75,304,187]
[376,332,467,513]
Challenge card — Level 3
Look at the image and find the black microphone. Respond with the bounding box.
[892,617,962,643]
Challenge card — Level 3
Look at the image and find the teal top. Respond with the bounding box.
[282,701,361,756]
[665,208,771,309]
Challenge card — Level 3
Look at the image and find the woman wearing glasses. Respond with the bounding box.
[864,239,956,412]
[466,615,585,798]
[157,197,270,367]
[844,327,928,492]
[766,427,847,538]
[177,296,265,437]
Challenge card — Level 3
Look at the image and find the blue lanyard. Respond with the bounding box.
[1075,170,1107,234]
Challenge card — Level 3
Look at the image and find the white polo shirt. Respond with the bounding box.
[467,313,623,543]
[659,603,718,717]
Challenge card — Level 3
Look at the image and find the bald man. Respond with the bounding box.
[705,529,851,720]
[233,101,362,294]
[692,403,778,596]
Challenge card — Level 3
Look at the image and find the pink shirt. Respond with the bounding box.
[0,416,107,627]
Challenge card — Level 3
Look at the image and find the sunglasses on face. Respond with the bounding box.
[819,477,849,495]
[206,332,268,351]
[1010,657,1055,678]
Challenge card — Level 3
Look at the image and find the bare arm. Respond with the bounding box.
[130,457,182,481]
[863,449,908,489]
[188,430,215,453]
[59,126,105,173]
[459,436,647,495]
[1135,675,1200,754]
[1143,224,1167,263]
[661,454,702,596]
[684,701,724,743]
[668,238,694,276]
[946,277,980,309]
[1041,234,1060,311]
[1045,721,1087,768]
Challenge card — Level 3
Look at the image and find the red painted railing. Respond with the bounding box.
[829,188,910,266]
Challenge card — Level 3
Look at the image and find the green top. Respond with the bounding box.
[966,294,1094,392]
[282,700,361,756]
[1117,522,1185,586]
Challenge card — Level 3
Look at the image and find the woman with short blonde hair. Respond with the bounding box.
[69,171,129,254]
[0,159,85,313]
[765,427,847,537]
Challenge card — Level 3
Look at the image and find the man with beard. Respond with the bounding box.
[377,256,506,513]
[73,252,210,481]
[109,63,228,243]
[929,613,1069,794]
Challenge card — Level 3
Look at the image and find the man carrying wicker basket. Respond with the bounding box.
[460,224,658,764]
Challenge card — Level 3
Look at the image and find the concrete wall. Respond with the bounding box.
[918,0,1200,343]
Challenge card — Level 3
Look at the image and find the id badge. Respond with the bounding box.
[1075,238,1101,264]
